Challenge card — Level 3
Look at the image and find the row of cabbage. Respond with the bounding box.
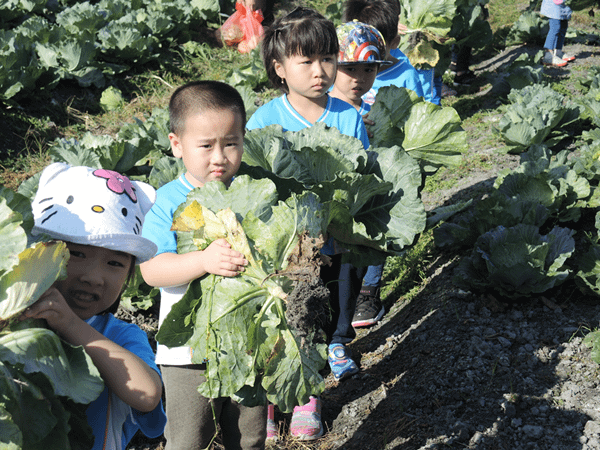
[0,0,220,102]
[1,0,496,105]
[436,73,600,300]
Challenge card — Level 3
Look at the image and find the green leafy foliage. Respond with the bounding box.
[0,242,70,325]
[121,267,160,311]
[367,86,466,174]
[491,52,544,97]
[494,146,593,223]
[569,140,600,195]
[398,0,456,69]
[504,10,549,47]
[0,0,220,102]
[156,178,328,412]
[226,47,268,90]
[0,0,48,24]
[496,84,582,153]
[156,123,427,410]
[0,30,46,100]
[0,197,28,275]
[398,0,492,72]
[583,330,600,364]
[574,236,600,297]
[435,145,596,249]
[100,86,126,111]
[453,224,575,300]
[451,0,492,50]
[15,106,173,197]
[575,87,600,128]
[240,123,426,262]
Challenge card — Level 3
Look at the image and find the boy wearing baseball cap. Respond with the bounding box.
[330,20,391,329]
[330,20,392,116]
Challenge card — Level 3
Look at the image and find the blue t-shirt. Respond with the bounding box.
[362,48,424,105]
[85,314,166,450]
[246,94,370,150]
[142,174,194,257]
[358,100,371,115]
[416,68,442,106]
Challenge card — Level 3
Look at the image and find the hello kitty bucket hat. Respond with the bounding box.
[31,163,158,264]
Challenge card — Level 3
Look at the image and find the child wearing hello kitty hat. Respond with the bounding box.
[24,162,166,450]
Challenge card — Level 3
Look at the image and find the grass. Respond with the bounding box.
[381,229,437,307]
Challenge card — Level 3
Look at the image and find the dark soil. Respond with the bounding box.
[285,278,330,336]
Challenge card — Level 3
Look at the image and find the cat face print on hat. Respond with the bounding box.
[31,163,158,263]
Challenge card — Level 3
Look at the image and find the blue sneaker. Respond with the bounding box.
[328,344,359,381]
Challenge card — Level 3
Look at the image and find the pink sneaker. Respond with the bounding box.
[290,396,323,440]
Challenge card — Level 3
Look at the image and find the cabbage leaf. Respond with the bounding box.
[240,123,426,262]
[367,86,465,174]
[0,198,103,450]
[156,177,329,412]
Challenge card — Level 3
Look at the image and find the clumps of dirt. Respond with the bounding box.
[276,231,330,337]
[285,276,329,337]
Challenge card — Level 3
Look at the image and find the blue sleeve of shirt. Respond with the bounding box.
[142,198,177,255]
[141,181,186,255]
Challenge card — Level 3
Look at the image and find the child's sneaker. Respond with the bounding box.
[266,403,279,443]
[555,49,575,62]
[328,343,359,381]
[351,286,385,328]
[543,50,567,67]
[290,397,323,440]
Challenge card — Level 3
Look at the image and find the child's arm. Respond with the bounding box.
[140,238,248,288]
[22,289,162,413]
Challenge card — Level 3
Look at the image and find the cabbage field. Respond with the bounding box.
[1,0,600,448]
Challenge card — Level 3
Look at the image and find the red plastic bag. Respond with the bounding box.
[238,6,264,53]
[219,3,264,53]
[220,4,245,46]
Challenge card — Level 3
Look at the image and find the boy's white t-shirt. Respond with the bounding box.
[141,174,196,365]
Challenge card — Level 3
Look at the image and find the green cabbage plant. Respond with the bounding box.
[367,86,465,174]
[453,224,575,300]
[157,182,329,412]
[496,84,582,153]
